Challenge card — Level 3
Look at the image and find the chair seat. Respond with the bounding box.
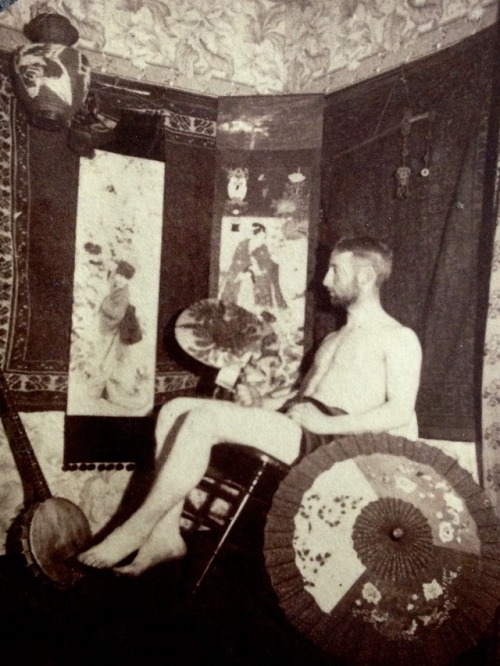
[181,443,289,592]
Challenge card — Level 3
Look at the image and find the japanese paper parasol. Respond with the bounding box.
[174,298,266,369]
[264,433,500,665]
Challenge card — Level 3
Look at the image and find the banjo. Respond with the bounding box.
[1,371,91,587]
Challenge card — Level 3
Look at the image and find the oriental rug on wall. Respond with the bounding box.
[0,57,74,409]
[0,53,218,464]
[210,95,324,398]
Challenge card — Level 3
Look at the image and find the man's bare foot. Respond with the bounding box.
[113,527,187,576]
[78,521,152,569]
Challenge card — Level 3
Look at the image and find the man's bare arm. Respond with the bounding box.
[288,327,422,435]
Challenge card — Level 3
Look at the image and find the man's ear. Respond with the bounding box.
[357,263,376,288]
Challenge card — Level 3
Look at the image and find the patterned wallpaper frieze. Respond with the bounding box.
[284,0,497,93]
[0,0,497,95]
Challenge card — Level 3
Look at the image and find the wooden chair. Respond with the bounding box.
[181,441,289,593]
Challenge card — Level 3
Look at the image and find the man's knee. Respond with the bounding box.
[157,397,192,427]
[155,398,193,452]
[183,403,226,443]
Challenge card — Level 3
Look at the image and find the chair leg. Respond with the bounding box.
[191,456,271,594]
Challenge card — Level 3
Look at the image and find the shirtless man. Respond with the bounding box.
[78,236,422,575]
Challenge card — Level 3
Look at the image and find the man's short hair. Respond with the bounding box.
[333,236,393,286]
[115,260,136,280]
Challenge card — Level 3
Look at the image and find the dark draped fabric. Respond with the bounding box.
[319,28,496,441]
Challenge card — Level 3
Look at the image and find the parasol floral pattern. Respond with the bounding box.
[352,568,460,640]
[264,434,500,665]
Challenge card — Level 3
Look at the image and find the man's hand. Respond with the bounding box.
[287,402,333,434]
[234,383,262,407]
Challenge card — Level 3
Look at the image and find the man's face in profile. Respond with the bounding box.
[323,251,360,307]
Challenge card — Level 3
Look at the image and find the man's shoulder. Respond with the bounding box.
[314,329,342,358]
[320,329,343,346]
[384,320,422,353]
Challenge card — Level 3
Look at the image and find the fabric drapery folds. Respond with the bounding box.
[320,27,496,441]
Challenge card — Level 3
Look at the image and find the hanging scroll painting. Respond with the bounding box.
[212,95,324,399]
[67,150,164,417]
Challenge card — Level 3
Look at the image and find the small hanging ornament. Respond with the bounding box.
[395,108,412,199]
[395,166,412,199]
[420,110,434,178]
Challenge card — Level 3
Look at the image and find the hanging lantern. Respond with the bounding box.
[12,12,91,131]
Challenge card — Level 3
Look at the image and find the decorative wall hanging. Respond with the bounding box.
[211,95,324,400]
[395,108,413,199]
[0,49,220,468]
[11,11,90,131]
[0,54,78,410]
[67,150,164,418]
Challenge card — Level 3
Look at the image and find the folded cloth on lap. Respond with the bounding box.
[279,396,346,458]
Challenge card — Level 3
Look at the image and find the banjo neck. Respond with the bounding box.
[0,371,51,505]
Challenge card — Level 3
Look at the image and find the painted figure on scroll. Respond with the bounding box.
[219,222,287,311]
[86,260,146,410]
[78,237,422,575]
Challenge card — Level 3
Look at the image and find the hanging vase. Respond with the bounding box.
[12,13,91,131]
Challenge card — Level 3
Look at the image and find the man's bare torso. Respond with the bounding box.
[307,312,419,439]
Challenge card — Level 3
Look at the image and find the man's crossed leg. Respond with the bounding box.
[78,397,302,575]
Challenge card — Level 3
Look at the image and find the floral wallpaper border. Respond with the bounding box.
[0,0,497,96]
[481,147,500,518]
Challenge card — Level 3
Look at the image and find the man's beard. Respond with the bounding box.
[328,289,359,307]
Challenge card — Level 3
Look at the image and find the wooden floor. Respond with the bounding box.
[0,540,334,666]
[0,509,496,666]
[1,441,496,664]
